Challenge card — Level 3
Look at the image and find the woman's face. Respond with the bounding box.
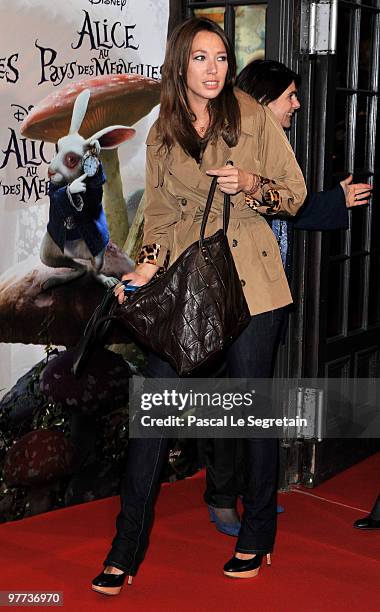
[185,30,228,109]
[268,80,300,128]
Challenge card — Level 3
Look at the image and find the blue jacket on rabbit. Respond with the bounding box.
[47,162,109,257]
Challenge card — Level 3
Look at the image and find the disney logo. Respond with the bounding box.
[11,104,34,123]
[89,0,127,10]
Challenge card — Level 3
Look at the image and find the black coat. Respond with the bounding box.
[267,184,348,281]
[47,163,109,257]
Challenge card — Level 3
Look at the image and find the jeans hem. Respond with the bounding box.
[103,559,136,575]
[234,547,273,555]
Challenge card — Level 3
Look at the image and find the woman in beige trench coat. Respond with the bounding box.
[141,87,306,316]
[92,17,306,595]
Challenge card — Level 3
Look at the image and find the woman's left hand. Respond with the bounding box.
[340,174,373,208]
[206,165,254,195]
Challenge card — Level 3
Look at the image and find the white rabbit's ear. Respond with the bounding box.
[69,89,90,134]
[86,125,135,149]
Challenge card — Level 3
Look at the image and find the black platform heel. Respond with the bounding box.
[223,553,271,578]
[92,570,133,596]
[353,493,380,530]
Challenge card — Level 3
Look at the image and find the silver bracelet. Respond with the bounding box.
[245,173,261,196]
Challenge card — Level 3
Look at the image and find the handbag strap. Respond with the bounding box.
[72,288,118,376]
[81,288,117,341]
[200,176,231,247]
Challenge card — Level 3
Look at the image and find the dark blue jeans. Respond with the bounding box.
[104,308,284,573]
[203,309,284,509]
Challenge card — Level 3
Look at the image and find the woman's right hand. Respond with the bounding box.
[114,263,158,304]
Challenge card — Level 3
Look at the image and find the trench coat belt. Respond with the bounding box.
[175,205,261,246]
[189,205,259,224]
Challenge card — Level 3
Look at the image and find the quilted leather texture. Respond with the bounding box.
[116,228,251,376]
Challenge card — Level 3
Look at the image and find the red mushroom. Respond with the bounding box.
[39,347,131,415]
[3,429,75,488]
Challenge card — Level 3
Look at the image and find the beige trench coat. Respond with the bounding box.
[142,89,307,315]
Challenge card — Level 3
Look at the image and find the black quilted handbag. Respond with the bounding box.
[115,176,251,375]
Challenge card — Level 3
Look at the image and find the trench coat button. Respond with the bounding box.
[232,239,238,247]
[240,279,246,287]
[262,250,268,257]
[181,198,187,206]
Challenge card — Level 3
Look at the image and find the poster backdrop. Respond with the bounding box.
[0,0,169,395]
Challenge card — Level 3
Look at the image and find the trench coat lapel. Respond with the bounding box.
[166,144,199,189]
[167,135,231,193]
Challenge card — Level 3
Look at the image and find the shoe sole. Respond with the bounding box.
[92,585,122,596]
[353,526,380,530]
[224,568,260,579]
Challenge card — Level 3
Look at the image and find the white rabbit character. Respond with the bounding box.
[40,88,135,289]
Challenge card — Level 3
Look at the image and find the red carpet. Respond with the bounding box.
[0,454,379,612]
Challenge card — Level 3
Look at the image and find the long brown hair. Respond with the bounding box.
[157,17,240,156]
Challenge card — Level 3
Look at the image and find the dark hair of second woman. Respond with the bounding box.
[236,59,301,104]
[157,17,241,156]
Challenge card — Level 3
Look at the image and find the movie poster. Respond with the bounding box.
[0,0,168,396]
[0,0,169,521]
